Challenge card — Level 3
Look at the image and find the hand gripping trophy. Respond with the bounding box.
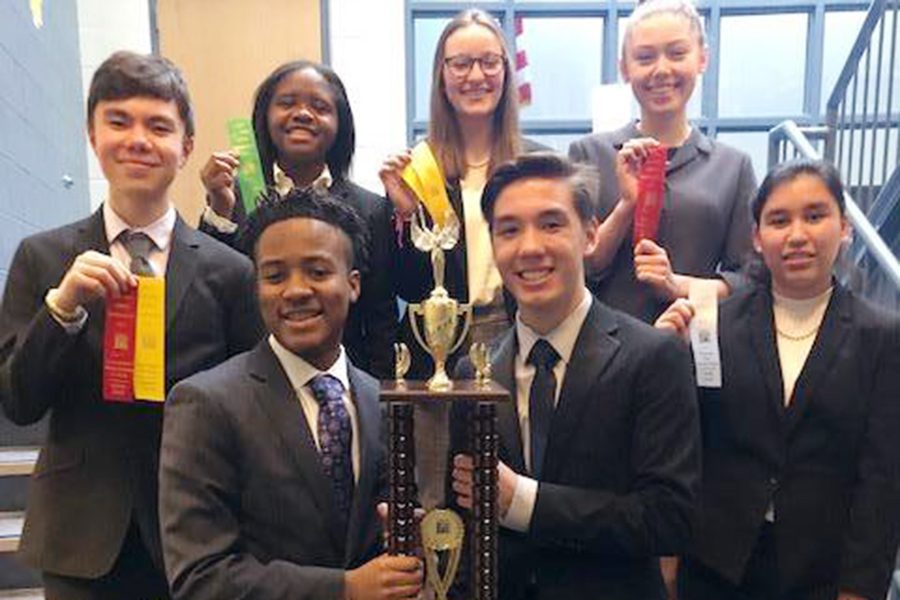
[383,199,508,600]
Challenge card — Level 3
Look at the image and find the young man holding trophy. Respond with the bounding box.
[452,153,702,600]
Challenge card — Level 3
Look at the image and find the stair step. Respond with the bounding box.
[0,448,38,477]
[0,512,24,553]
[0,590,43,599]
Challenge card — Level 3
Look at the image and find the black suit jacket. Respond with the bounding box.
[688,283,900,600]
[0,208,262,578]
[457,300,701,600]
[160,341,384,600]
[199,178,398,378]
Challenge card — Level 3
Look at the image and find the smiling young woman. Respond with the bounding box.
[655,159,900,600]
[379,9,539,376]
[570,0,758,324]
[196,61,398,379]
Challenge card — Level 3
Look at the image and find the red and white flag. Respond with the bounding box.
[515,16,532,107]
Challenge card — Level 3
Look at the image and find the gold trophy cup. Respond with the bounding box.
[407,208,472,391]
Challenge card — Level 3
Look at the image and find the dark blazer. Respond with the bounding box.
[199,178,399,379]
[569,123,757,323]
[159,341,384,600]
[0,208,262,578]
[457,300,701,600]
[686,283,900,600]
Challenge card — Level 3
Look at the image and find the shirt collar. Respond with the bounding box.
[103,201,176,251]
[516,289,593,367]
[273,163,333,197]
[617,120,711,155]
[268,334,350,393]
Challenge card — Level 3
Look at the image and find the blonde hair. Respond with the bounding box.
[427,9,522,181]
[622,0,706,56]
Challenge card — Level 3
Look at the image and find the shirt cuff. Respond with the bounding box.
[202,205,239,234]
[45,290,88,335]
[500,474,538,532]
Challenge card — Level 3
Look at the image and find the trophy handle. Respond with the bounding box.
[449,304,473,356]
[407,303,434,362]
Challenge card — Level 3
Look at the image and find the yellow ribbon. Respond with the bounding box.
[133,277,166,402]
[401,141,455,227]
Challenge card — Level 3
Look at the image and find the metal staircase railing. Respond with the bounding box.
[824,0,899,215]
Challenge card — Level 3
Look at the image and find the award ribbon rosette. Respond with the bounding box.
[633,145,668,244]
[102,277,165,402]
[227,117,266,215]
[401,141,456,227]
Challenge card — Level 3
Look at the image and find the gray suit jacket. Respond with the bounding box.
[569,123,757,322]
[160,341,385,600]
[0,208,261,578]
[456,300,701,600]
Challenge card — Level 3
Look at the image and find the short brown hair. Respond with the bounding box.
[86,51,194,137]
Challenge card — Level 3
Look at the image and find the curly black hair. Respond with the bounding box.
[238,187,369,273]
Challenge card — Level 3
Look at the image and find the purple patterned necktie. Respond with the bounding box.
[309,374,354,525]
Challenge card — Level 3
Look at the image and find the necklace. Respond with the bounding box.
[465,157,490,169]
[775,325,819,341]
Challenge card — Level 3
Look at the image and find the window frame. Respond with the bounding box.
[405,0,872,153]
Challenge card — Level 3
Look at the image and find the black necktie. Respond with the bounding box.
[527,339,560,479]
[120,231,155,276]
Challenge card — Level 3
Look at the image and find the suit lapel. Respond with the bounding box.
[785,286,852,432]
[75,210,112,353]
[544,302,621,478]
[247,343,345,554]
[75,209,111,255]
[492,330,525,474]
[164,216,200,333]
[344,364,379,565]
[747,289,787,419]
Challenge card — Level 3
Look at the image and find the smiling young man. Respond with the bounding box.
[451,153,701,600]
[160,189,423,600]
[0,52,261,599]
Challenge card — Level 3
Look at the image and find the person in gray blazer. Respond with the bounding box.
[160,189,423,600]
[452,153,701,600]
[0,51,262,600]
[657,159,900,600]
[569,0,757,323]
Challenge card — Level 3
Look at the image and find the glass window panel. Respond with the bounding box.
[714,130,771,183]
[517,16,603,120]
[616,15,703,120]
[718,13,808,117]
[822,10,868,112]
[413,17,452,122]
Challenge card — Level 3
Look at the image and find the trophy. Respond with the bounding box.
[382,208,509,600]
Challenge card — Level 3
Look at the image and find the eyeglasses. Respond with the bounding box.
[443,53,505,78]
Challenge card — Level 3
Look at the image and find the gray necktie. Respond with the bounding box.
[120,231,156,276]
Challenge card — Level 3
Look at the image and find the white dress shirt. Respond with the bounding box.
[268,335,361,481]
[503,289,594,532]
[202,164,333,233]
[103,201,176,277]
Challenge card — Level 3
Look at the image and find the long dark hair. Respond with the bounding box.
[251,60,355,186]
[746,158,847,284]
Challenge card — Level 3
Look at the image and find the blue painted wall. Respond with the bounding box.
[0,1,89,291]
